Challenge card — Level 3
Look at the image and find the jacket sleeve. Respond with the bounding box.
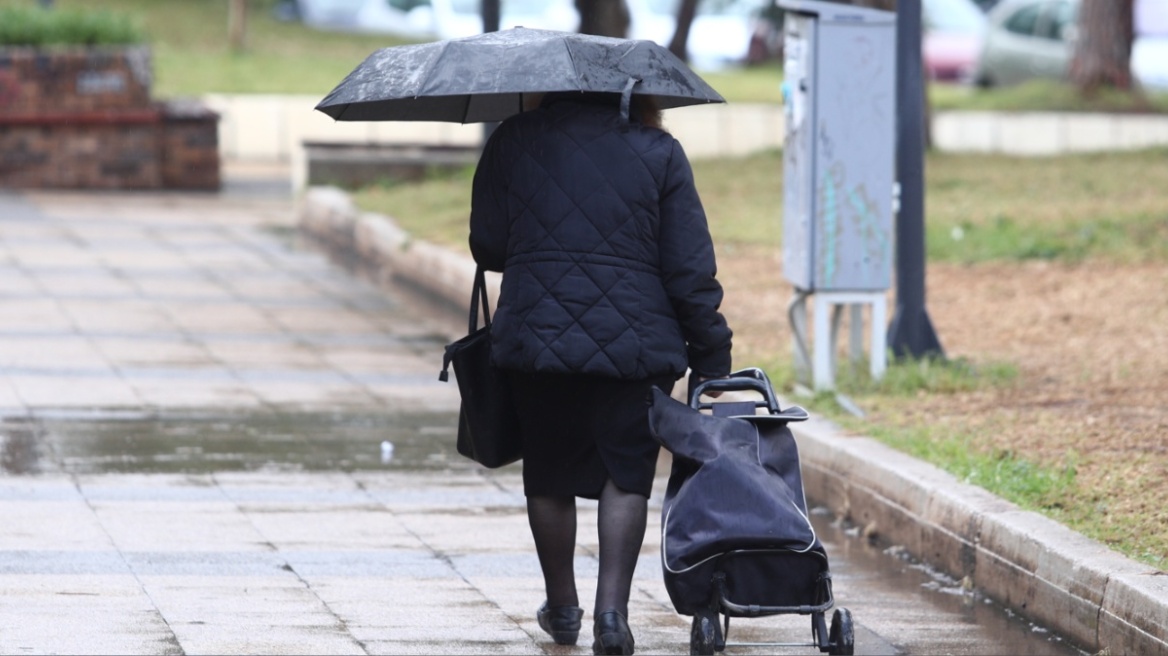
[469,127,510,272]
[657,139,733,377]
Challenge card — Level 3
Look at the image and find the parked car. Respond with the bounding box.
[922,0,990,83]
[627,0,978,74]
[974,0,1168,90]
[279,0,578,41]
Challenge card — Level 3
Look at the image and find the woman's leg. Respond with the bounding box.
[526,494,579,608]
[594,478,648,617]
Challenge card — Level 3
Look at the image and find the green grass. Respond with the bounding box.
[835,354,1018,396]
[925,149,1168,264]
[932,78,1168,114]
[352,166,478,251]
[699,62,783,104]
[0,4,144,45]
[355,147,1168,266]
[871,422,1079,514]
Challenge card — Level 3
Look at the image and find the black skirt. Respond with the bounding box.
[506,372,676,499]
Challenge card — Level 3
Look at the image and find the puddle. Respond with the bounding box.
[811,509,1089,656]
[1,409,466,475]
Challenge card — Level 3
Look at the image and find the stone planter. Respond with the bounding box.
[0,45,220,190]
[0,45,153,115]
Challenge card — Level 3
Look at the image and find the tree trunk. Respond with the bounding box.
[229,0,247,52]
[576,0,630,38]
[667,0,700,62]
[1069,0,1135,93]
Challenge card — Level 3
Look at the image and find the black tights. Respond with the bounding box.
[526,479,648,617]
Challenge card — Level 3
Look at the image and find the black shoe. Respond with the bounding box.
[592,609,635,655]
[537,601,583,646]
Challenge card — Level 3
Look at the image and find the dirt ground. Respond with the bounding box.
[717,245,1168,566]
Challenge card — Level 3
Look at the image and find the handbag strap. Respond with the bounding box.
[439,267,492,383]
[468,266,491,333]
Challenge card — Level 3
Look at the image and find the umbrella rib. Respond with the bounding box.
[563,39,584,92]
[414,39,455,99]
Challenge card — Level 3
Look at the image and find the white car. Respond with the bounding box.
[626,0,774,71]
[974,0,1168,90]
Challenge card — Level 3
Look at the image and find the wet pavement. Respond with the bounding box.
[0,171,1087,655]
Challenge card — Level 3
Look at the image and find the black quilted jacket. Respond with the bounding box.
[469,94,732,381]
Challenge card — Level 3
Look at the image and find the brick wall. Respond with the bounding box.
[0,46,152,116]
[160,100,221,190]
[0,113,161,189]
[0,46,220,190]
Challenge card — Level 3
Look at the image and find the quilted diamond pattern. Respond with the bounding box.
[470,96,732,380]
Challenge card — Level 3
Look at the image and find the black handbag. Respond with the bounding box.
[439,267,522,468]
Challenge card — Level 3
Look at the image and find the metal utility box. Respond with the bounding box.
[779,0,896,292]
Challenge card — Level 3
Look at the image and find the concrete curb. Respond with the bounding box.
[297,186,1168,656]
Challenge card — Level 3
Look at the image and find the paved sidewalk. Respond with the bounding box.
[0,180,455,417]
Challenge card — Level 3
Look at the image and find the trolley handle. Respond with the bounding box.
[689,367,780,412]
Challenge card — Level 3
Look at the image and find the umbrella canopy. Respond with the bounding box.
[315,26,725,124]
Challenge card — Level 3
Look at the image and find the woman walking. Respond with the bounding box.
[470,90,733,655]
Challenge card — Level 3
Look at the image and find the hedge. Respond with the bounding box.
[0,6,144,46]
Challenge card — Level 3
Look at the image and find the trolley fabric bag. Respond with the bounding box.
[647,385,825,615]
[439,267,522,468]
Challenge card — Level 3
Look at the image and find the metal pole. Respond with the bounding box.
[887,0,944,360]
[482,0,500,32]
[481,0,501,142]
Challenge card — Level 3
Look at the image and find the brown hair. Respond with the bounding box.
[631,95,663,130]
[535,91,664,130]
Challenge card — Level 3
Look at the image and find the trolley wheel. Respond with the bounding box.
[827,607,855,656]
[689,610,719,655]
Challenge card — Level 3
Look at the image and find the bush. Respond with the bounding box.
[0,6,144,46]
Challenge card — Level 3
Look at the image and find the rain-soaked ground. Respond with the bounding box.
[1,409,461,476]
[1,408,1088,655]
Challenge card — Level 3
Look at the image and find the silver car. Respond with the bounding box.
[974,0,1168,90]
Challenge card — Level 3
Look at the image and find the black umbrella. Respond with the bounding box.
[315,26,725,124]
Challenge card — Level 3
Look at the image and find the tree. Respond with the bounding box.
[667,0,700,62]
[228,0,247,52]
[1069,0,1135,93]
[576,0,630,37]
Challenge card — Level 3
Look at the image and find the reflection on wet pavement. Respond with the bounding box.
[2,410,463,476]
[812,509,1087,656]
